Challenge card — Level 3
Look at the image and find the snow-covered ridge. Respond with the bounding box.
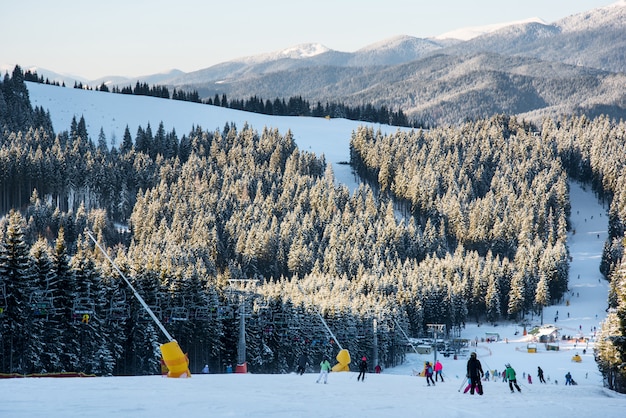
[557,0,626,32]
[435,17,546,41]
[237,43,331,64]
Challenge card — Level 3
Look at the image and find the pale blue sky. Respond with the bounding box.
[1,0,617,79]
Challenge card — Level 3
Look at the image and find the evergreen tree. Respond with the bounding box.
[71,235,108,374]
[534,273,550,325]
[485,274,501,324]
[51,227,81,372]
[596,258,626,393]
[0,210,44,373]
[29,238,60,372]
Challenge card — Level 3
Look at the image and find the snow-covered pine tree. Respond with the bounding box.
[0,210,44,373]
[30,237,60,372]
[51,227,81,372]
[596,259,626,393]
[71,235,109,374]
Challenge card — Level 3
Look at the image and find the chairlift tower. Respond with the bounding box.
[372,318,379,369]
[228,279,258,371]
[427,323,446,364]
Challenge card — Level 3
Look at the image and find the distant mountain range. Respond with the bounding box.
[9,1,626,126]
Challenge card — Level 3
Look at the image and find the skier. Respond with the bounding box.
[202,364,209,374]
[316,357,331,384]
[538,366,546,383]
[565,371,572,385]
[424,361,435,386]
[434,360,444,382]
[297,353,308,375]
[505,363,522,393]
[357,356,368,381]
[466,352,484,395]
[374,364,382,374]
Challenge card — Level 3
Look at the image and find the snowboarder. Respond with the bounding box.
[505,364,522,393]
[434,360,444,382]
[538,366,546,383]
[424,361,435,386]
[297,353,308,375]
[357,356,368,381]
[316,357,331,384]
[466,352,484,395]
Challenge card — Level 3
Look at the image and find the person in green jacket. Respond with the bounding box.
[505,363,522,393]
[316,357,331,384]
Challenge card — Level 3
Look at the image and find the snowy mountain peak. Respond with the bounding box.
[435,17,546,41]
[557,0,626,32]
[357,35,421,52]
[279,43,330,58]
[238,43,331,64]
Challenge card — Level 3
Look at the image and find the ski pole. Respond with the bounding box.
[458,378,467,392]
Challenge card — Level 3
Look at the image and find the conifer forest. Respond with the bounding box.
[1,67,625,389]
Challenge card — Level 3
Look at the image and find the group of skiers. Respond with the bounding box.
[296,353,380,384]
[423,360,444,386]
[302,351,573,391]
[464,352,528,395]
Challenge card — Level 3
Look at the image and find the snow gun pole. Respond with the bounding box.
[86,230,173,342]
[393,318,419,354]
[296,282,351,371]
[295,282,342,350]
[87,231,191,378]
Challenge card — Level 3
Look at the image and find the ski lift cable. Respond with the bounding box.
[86,230,174,342]
[393,318,419,354]
[295,282,343,351]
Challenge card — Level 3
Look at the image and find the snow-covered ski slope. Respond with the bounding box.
[2,83,623,418]
[27,82,406,191]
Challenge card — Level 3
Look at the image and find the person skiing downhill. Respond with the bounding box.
[434,360,444,382]
[357,356,368,381]
[424,361,435,386]
[316,358,331,384]
[297,353,308,375]
[538,366,546,383]
[505,363,522,393]
[466,352,484,395]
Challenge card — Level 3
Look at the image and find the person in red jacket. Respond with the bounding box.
[434,360,444,382]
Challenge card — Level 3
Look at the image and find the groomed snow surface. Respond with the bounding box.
[1,84,624,417]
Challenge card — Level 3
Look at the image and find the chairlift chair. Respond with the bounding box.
[169,306,190,322]
[137,305,162,322]
[107,290,130,322]
[193,306,212,321]
[30,289,55,319]
[217,305,234,320]
[72,297,95,322]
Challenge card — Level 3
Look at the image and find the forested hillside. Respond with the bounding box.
[0,67,625,387]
